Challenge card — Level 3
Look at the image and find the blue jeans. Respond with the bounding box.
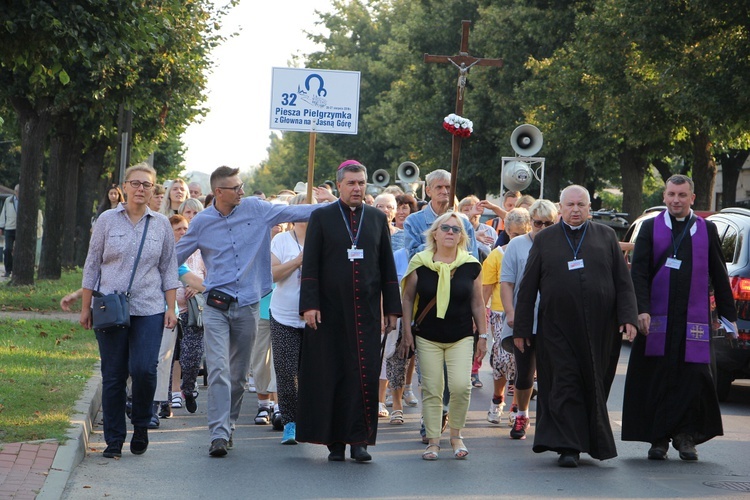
[96,314,164,445]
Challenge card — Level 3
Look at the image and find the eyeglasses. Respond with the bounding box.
[532,219,554,228]
[439,224,462,234]
[217,183,244,193]
[127,180,154,190]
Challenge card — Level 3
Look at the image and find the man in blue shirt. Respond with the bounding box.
[403,170,477,260]
[175,166,324,457]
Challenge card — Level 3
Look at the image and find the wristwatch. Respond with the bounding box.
[478,334,489,339]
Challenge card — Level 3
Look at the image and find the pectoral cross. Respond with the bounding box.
[424,20,503,203]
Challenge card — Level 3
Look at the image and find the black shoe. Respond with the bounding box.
[558,450,580,468]
[2,272,10,278]
[158,401,172,419]
[271,410,283,431]
[130,427,149,455]
[102,442,122,458]
[648,439,669,460]
[350,445,372,462]
[209,438,228,457]
[327,443,345,462]
[673,433,698,461]
[184,392,198,413]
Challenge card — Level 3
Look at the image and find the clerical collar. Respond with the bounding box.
[338,199,362,212]
[563,221,586,231]
[669,209,693,222]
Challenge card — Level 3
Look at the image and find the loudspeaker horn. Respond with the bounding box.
[372,169,390,187]
[396,161,420,183]
[510,124,543,156]
[503,161,533,192]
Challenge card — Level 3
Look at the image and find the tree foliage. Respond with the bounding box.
[255,0,750,218]
[0,0,235,283]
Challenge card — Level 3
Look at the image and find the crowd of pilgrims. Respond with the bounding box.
[76,165,732,465]
[128,175,547,448]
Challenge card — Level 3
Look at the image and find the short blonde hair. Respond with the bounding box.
[424,212,469,253]
[505,207,531,230]
[457,195,480,213]
[529,199,558,221]
[515,194,536,208]
[124,162,156,183]
[178,198,204,215]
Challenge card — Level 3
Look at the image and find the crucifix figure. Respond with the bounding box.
[424,20,503,204]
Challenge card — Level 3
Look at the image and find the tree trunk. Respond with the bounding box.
[718,150,749,208]
[691,131,716,211]
[61,137,82,268]
[9,97,51,286]
[38,118,76,279]
[619,146,648,223]
[652,158,672,185]
[74,141,108,267]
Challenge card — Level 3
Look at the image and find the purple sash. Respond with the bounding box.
[646,212,710,363]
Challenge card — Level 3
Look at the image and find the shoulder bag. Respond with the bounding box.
[187,292,206,328]
[91,217,150,331]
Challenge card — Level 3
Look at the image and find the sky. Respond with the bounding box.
[180,0,334,176]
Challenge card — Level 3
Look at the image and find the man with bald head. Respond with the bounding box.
[514,185,637,467]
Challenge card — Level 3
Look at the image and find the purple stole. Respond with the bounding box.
[646,212,711,364]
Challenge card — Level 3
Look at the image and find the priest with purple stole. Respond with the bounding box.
[514,185,638,468]
[297,160,401,462]
[622,175,737,462]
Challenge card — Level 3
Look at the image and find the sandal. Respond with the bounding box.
[389,409,404,425]
[378,402,390,418]
[471,373,483,388]
[450,437,469,459]
[422,444,440,461]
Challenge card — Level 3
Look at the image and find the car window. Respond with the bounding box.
[719,225,739,264]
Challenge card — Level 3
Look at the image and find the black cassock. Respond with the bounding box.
[515,222,637,460]
[297,200,401,446]
[622,215,736,445]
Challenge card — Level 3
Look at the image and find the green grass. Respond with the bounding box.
[0,268,83,312]
[0,318,99,444]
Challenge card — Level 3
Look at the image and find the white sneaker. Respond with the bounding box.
[246,376,257,393]
[487,402,505,424]
[385,389,393,407]
[171,393,183,408]
[508,405,519,427]
[403,389,419,407]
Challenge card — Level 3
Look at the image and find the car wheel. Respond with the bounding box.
[716,368,733,402]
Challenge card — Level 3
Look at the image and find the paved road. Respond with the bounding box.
[63,345,750,499]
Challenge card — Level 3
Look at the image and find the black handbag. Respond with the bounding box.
[92,217,150,331]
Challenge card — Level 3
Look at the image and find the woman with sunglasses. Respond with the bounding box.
[400,212,487,460]
[81,163,179,458]
[500,199,558,441]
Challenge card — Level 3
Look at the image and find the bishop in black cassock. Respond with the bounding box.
[514,185,637,467]
[622,176,736,461]
[297,162,400,462]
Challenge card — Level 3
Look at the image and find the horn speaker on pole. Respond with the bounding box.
[510,124,543,157]
[372,169,390,187]
[396,161,420,183]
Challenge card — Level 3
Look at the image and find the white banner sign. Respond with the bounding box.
[270,67,360,135]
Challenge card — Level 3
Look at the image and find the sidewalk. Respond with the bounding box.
[0,307,101,500]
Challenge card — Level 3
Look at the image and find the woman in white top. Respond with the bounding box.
[269,193,315,445]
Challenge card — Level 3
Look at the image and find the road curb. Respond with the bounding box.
[37,363,101,500]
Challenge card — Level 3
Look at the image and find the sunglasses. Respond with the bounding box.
[439,224,462,234]
[217,183,244,193]
[532,219,554,228]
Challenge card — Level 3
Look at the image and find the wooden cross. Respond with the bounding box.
[424,20,503,204]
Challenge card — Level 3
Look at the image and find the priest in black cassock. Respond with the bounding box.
[514,185,638,468]
[622,175,736,461]
[297,160,401,462]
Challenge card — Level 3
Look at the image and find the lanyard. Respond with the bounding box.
[562,221,588,260]
[338,202,365,247]
[671,215,694,258]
